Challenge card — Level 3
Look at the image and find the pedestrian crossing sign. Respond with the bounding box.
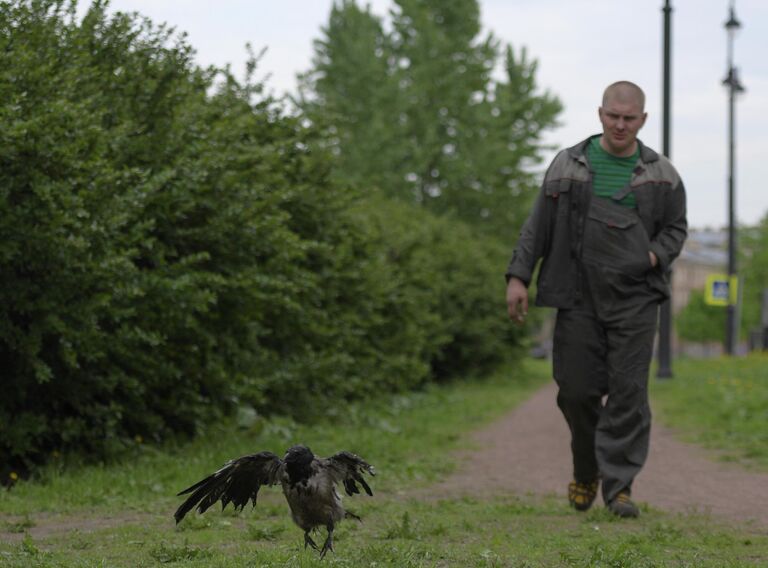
[704,274,738,306]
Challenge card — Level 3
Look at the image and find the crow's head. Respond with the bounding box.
[284,445,315,484]
[284,445,314,464]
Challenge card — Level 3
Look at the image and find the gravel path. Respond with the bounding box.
[432,382,768,529]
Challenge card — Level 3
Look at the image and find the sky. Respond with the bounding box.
[85,0,768,230]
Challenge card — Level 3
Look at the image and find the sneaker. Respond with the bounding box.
[568,479,599,511]
[607,491,640,518]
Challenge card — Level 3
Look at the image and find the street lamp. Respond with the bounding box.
[722,1,745,355]
[656,0,673,379]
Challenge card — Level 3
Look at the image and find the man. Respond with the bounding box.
[505,81,687,518]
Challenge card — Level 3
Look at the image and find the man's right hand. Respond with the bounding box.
[506,277,529,325]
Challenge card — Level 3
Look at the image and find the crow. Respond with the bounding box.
[173,445,375,558]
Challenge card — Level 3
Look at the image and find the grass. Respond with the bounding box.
[651,352,768,468]
[0,360,547,517]
[1,358,768,566]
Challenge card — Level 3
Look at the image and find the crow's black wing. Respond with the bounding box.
[323,451,375,497]
[174,451,283,523]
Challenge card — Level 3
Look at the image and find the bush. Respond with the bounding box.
[258,194,521,417]
[0,0,521,476]
[353,196,518,382]
[675,290,726,343]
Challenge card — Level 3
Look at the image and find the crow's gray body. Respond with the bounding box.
[174,445,374,557]
[283,462,343,531]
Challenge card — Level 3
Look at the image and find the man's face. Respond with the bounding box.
[598,99,647,157]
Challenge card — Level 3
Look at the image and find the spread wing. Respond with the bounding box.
[174,451,283,523]
[323,451,375,497]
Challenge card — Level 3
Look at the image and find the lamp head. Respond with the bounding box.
[724,6,741,34]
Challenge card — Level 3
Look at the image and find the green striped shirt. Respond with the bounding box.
[587,136,639,208]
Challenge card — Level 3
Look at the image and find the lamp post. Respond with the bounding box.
[656,0,673,378]
[722,1,744,355]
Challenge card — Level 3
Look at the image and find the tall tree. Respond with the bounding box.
[298,1,402,193]
[299,0,561,235]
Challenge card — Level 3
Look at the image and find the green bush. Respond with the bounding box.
[0,0,521,475]
[675,290,726,343]
[352,196,518,382]
[256,193,521,419]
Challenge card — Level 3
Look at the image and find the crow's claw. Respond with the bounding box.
[304,532,318,551]
[319,534,334,558]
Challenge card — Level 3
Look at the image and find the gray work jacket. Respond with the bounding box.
[505,135,688,309]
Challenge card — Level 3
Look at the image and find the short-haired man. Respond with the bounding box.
[505,81,687,517]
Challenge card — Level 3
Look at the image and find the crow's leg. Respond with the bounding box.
[304,530,319,551]
[319,523,334,559]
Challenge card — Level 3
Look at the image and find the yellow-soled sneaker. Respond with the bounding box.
[568,479,599,511]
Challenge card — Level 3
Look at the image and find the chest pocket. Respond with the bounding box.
[581,196,651,275]
[544,179,572,213]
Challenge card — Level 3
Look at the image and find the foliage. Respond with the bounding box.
[741,214,768,336]
[675,290,727,343]
[297,0,562,237]
[0,0,216,469]
[257,192,521,417]
[675,216,768,342]
[0,0,521,472]
[350,195,521,383]
[675,217,768,344]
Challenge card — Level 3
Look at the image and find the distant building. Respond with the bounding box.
[669,229,728,356]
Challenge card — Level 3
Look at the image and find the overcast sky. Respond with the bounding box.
[89,0,767,230]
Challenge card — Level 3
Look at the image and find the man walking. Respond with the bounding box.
[505,81,687,517]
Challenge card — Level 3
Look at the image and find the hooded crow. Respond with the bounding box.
[174,445,375,558]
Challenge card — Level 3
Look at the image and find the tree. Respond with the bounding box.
[298,0,561,236]
[741,214,768,336]
[297,1,402,193]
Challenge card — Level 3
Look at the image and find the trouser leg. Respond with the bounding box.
[553,295,658,502]
[596,302,658,503]
[552,307,608,484]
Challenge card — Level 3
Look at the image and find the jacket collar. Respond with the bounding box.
[567,134,659,164]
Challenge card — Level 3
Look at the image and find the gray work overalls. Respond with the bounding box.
[552,190,661,504]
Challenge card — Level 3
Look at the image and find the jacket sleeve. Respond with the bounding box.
[648,176,688,272]
[504,158,559,286]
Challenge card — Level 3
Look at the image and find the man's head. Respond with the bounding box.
[598,81,647,157]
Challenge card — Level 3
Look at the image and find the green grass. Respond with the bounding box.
[0,360,547,517]
[652,353,768,467]
[2,358,768,566]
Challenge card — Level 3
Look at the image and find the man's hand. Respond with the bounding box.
[506,277,529,325]
[648,251,658,268]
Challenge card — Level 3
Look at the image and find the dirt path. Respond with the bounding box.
[432,382,768,529]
